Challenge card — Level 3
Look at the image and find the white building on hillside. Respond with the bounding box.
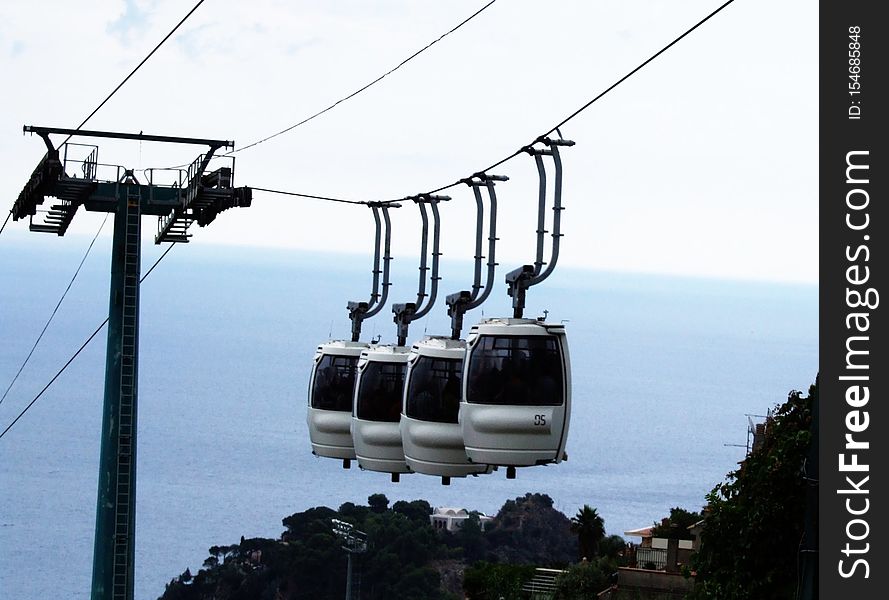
[430,507,494,532]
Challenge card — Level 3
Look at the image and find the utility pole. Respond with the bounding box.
[11,125,251,600]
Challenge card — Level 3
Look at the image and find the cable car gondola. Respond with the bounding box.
[307,341,367,467]
[461,317,570,473]
[459,137,575,478]
[401,336,491,485]
[350,193,449,482]
[306,202,397,468]
[351,344,411,481]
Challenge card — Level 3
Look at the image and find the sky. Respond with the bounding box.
[0,0,818,283]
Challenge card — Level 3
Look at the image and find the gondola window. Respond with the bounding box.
[405,357,462,423]
[356,362,406,422]
[467,336,564,406]
[311,355,359,412]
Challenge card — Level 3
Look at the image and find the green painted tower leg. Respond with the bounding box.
[91,187,141,600]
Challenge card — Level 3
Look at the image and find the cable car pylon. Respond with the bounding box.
[10,125,251,600]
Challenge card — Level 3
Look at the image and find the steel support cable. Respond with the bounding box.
[59,0,208,148]
[0,242,177,440]
[252,187,367,205]
[0,210,12,237]
[253,0,736,207]
[229,0,498,155]
[425,0,738,196]
[542,0,736,138]
[0,214,110,408]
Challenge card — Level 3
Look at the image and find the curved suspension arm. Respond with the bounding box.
[414,201,430,308]
[412,199,441,320]
[393,195,448,346]
[348,202,398,341]
[469,184,485,300]
[446,175,505,340]
[365,206,383,310]
[529,142,567,287]
[465,179,499,310]
[506,138,573,318]
[363,205,393,318]
[532,153,548,277]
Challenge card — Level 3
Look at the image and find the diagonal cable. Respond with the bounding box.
[231,0,497,154]
[0,242,178,439]
[59,0,208,148]
[0,214,109,407]
[247,0,737,204]
[0,210,11,237]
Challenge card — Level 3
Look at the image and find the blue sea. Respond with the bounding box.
[0,233,818,599]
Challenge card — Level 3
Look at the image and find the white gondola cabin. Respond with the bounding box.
[352,344,411,480]
[401,336,491,484]
[460,318,571,475]
[307,341,368,467]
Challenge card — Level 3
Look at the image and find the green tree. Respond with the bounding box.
[598,535,627,562]
[368,493,390,513]
[651,507,702,539]
[463,562,536,600]
[553,558,615,599]
[690,380,817,600]
[570,505,605,560]
[392,499,433,523]
[456,513,487,563]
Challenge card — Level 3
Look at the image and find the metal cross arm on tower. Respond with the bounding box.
[22,125,234,149]
[12,125,251,243]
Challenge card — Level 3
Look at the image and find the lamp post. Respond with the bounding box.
[331,519,368,600]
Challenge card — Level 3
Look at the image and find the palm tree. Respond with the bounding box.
[570,505,606,561]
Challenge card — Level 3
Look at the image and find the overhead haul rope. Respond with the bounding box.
[60,0,209,148]
[162,0,498,171]
[232,1,498,154]
[252,0,736,206]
